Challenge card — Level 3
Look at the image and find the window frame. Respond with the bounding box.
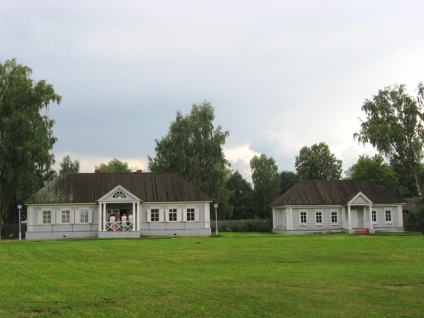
[168,208,177,222]
[300,211,307,224]
[42,210,52,224]
[315,210,323,224]
[331,210,338,224]
[372,210,377,223]
[61,210,71,224]
[79,210,89,224]
[186,208,196,222]
[385,208,392,224]
[150,208,160,222]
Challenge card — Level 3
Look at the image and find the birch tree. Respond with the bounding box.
[0,59,61,223]
[354,83,424,197]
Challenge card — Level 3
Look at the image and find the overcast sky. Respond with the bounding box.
[1,0,424,181]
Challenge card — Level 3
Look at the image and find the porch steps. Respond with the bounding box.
[354,228,369,235]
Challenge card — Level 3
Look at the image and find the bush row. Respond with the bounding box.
[211,219,272,232]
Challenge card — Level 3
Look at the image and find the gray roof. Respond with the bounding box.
[25,173,213,204]
[270,180,405,207]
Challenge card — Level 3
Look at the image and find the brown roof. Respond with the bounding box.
[25,173,213,204]
[270,180,405,207]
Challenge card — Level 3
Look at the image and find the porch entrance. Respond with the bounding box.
[351,208,364,228]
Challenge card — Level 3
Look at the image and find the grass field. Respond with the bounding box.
[1,232,423,317]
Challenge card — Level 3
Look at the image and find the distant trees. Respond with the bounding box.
[295,142,342,180]
[0,59,61,223]
[148,101,232,218]
[354,83,424,197]
[59,155,80,174]
[345,154,406,196]
[95,158,131,173]
[280,171,299,194]
[250,154,280,218]
[226,171,255,219]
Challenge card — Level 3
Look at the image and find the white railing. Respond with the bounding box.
[106,221,134,231]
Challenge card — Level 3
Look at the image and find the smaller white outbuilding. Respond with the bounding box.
[270,180,405,234]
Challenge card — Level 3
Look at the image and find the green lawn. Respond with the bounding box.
[1,233,423,317]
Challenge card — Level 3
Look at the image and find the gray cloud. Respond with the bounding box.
[1,0,423,179]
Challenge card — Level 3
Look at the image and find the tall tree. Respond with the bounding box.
[345,154,406,196]
[295,142,342,180]
[59,155,80,174]
[0,59,61,223]
[280,171,299,194]
[250,154,280,219]
[148,101,231,217]
[226,170,255,219]
[95,158,131,173]
[354,83,424,196]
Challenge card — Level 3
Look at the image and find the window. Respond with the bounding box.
[168,209,177,221]
[80,210,89,223]
[112,190,126,198]
[315,211,323,224]
[331,211,338,223]
[300,211,307,224]
[151,209,159,222]
[385,209,392,222]
[186,208,195,221]
[61,210,71,223]
[372,210,377,223]
[43,211,52,224]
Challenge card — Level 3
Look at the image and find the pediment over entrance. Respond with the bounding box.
[97,185,141,202]
[347,191,373,205]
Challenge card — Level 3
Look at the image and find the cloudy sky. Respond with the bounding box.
[1,0,423,181]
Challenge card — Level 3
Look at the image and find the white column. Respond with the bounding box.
[398,206,403,227]
[103,203,107,232]
[369,205,373,230]
[288,207,293,230]
[98,203,102,231]
[136,202,141,231]
[132,202,135,231]
[348,205,352,230]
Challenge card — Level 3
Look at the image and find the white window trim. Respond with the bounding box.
[183,207,198,222]
[147,208,162,222]
[166,208,182,222]
[76,209,92,224]
[38,209,55,225]
[331,210,338,224]
[384,208,393,224]
[56,209,73,224]
[300,210,308,225]
[372,210,378,224]
[315,210,323,224]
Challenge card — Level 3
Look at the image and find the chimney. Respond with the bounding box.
[136,169,142,173]
[95,169,101,173]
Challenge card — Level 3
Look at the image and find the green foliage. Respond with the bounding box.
[0,59,61,223]
[354,83,424,197]
[148,101,231,218]
[346,154,407,196]
[280,170,299,194]
[408,198,424,233]
[225,171,256,219]
[95,158,131,173]
[59,155,80,174]
[1,235,424,317]
[250,154,280,218]
[295,142,342,180]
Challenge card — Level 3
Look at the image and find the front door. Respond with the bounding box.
[351,209,358,228]
[357,210,364,228]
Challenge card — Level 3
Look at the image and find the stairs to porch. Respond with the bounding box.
[354,228,369,235]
